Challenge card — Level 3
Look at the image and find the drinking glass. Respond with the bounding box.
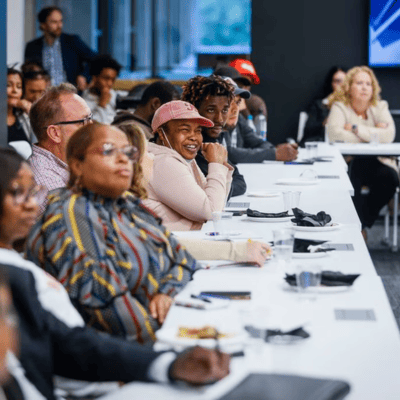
[282,191,301,212]
[295,263,322,301]
[211,211,226,236]
[273,228,294,269]
[370,131,379,146]
[305,142,318,159]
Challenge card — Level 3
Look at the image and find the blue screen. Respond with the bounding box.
[370,0,400,66]
[195,0,251,54]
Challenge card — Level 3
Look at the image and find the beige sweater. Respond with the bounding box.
[144,142,233,231]
[326,100,395,144]
[178,238,249,261]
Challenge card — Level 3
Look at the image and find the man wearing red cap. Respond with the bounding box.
[229,59,260,85]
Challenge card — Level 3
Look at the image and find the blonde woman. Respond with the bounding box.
[326,66,399,237]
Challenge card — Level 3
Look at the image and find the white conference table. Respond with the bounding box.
[100,148,400,400]
[333,142,400,156]
[237,161,354,196]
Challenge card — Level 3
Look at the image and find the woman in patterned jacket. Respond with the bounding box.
[26,123,196,344]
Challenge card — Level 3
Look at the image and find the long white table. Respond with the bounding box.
[333,142,400,156]
[333,142,400,251]
[99,147,400,400]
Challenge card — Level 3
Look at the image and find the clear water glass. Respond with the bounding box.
[273,228,295,268]
[305,142,318,159]
[211,211,225,236]
[282,191,301,212]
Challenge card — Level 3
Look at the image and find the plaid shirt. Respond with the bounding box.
[29,145,69,214]
[43,37,67,85]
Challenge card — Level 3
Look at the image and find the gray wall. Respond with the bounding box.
[1,0,7,146]
[251,0,400,144]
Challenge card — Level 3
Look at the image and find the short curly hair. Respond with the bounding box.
[328,66,381,108]
[181,75,234,110]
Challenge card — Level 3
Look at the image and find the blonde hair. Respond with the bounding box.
[116,123,148,200]
[328,66,381,108]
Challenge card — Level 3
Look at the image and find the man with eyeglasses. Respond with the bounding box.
[28,83,93,213]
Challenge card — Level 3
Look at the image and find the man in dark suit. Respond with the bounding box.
[24,6,97,91]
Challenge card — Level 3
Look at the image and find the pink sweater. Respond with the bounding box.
[144,142,233,231]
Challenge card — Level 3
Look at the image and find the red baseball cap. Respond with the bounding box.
[229,59,260,85]
[151,101,214,132]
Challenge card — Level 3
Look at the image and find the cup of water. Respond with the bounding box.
[305,142,318,159]
[211,211,226,236]
[282,191,301,212]
[370,131,379,146]
[273,228,294,268]
[295,263,322,301]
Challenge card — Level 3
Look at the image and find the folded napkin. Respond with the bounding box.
[293,238,332,253]
[245,325,310,341]
[291,207,332,227]
[247,209,290,218]
[285,271,360,287]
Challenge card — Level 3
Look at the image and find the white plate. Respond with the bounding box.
[247,216,292,223]
[247,191,280,198]
[292,251,329,259]
[155,327,248,349]
[276,178,320,186]
[292,223,341,232]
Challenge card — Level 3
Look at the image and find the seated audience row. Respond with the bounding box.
[0,148,230,399]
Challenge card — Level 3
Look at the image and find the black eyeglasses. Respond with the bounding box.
[44,113,93,129]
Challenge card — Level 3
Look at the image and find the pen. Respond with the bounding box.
[191,294,212,303]
[174,301,205,310]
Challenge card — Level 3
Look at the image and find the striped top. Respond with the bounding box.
[26,187,197,344]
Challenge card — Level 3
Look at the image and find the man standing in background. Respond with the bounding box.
[25,6,97,91]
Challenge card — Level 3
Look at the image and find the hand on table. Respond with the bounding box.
[170,346,230,385]
[202,143,228,164]
[275,143,298,161]
[344,123,352,131]
[247,240,272,266]
[149,293,173,324]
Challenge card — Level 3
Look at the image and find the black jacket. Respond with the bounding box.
[24,33,97,84]
[2,262,161,400]
[225,115,275,163]
[195,131,247,198]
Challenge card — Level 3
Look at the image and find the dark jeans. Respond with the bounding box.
[349,156,399,229]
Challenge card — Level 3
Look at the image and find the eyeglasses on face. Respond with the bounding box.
[88,143,139,163]
[8,184,46,206]
[44,113,93,129]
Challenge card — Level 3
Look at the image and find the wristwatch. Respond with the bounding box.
[351,124,358,134]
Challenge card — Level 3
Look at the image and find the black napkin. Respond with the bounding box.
[285,271,360,287]
[293,238,329,253]
[244,326,310,341]
[247,209,290,218]
[291,207,332,227]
